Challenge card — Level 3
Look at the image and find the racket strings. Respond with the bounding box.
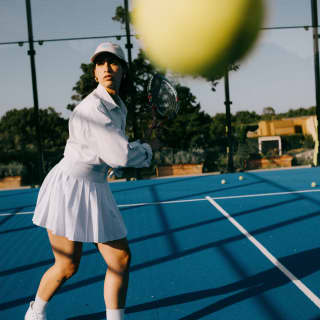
[148,74,179,119]
[156,80,179,117]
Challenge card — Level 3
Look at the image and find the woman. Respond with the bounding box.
[25,42,152,320]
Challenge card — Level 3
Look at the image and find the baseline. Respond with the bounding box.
[206,195,320,309]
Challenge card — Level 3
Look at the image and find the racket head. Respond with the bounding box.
[147,74,179,119]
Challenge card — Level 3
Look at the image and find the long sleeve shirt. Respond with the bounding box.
[64,84,152,169]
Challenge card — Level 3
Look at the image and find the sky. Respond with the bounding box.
[0,0,318,119]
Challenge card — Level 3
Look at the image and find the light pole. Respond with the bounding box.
[123,0,138,140]
[311,0,320,166]
[124,0,133,68]
[224,70,234,172]
[25,0,45,182]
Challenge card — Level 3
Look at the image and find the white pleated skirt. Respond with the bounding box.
[33,158,127,243]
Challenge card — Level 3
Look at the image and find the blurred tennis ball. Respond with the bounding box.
[221,179,226,185]
[132,0,265,77]
[311,181,317,187]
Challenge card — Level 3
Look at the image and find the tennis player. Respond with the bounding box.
[25,42,152,320]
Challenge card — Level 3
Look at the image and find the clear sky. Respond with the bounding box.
[0,0,318,119]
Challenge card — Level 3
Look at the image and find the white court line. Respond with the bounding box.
[117,198,205,208]
[0,211,34,216]
[1,188,320,216]
[118,188,320,207]
[211,188,320,200]
[206,196,320,309]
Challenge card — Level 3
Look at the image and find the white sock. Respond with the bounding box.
[32,295,48,314]
[106,308,125,320]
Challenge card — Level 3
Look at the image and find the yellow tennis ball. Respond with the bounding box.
[132,0,265,78]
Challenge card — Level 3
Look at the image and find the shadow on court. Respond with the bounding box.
[64,248,320,320]
[2,169,320,318]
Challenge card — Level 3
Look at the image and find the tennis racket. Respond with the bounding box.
[147,73,179,132]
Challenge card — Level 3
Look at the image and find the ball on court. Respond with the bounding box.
[239,175,244,181]
[311,181,317,187]
[221,179,226,185]
[132,0,265,77]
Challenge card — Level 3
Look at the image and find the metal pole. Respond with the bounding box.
[124,0,133,68]
[123,0,140,179]
[25,0,45,182]
[224,70,234,172]
[311,0,320,166]
[123,0,138,140]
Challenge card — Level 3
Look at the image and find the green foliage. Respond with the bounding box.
[67,63,97,111]
[153,148,205,166]
[207,64,239,91]
[276,106,316,119]
[0,108,68,184]
[0,107,68,153]
[112,5,127,25]
[281,134,309,152]
[0,162,24,178]
[262,106,276,117]
[303,135,315,149]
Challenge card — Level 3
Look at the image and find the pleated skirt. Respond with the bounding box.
[33,158,127,243]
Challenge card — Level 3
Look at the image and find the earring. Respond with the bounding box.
[95,77,99,83]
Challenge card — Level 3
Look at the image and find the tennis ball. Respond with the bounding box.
[239,175,244,181]
[132,0,265,78]
[311,181,317,187]
[221,179,226,185]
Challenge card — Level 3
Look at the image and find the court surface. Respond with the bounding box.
[1,167,320,319]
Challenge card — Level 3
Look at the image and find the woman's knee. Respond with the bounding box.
[98,238,132,273]
[120,247,131,271]
[112,247,132,274]
[54,260,80,280]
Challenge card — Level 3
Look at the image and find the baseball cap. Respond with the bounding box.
[90,42,127,65]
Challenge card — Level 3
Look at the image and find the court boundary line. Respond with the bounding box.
[1,188,320,216]
[206,195,320,309]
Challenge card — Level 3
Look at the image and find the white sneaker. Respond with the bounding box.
[25,301,47,320]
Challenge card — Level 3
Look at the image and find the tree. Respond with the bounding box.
[112,6,126,25]
[208,64,240,92]
[234,110,260,124]
[262,106,276,120]
[67,63,96,111]
[158,84,213,150]
[0,107,68,182]
[0,107,68,153]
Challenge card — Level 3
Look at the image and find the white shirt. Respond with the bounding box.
[63,84,152,169]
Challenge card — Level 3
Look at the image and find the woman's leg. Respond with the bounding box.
[96,238,131,309]
[36,230,83,301]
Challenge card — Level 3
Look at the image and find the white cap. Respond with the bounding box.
[90,42,127,65]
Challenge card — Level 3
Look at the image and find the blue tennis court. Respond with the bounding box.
[1,167,320,319]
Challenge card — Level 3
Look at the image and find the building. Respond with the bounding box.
[247,116,317,140]
[247,116,317,160]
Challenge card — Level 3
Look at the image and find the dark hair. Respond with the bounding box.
[92,53,132,100]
